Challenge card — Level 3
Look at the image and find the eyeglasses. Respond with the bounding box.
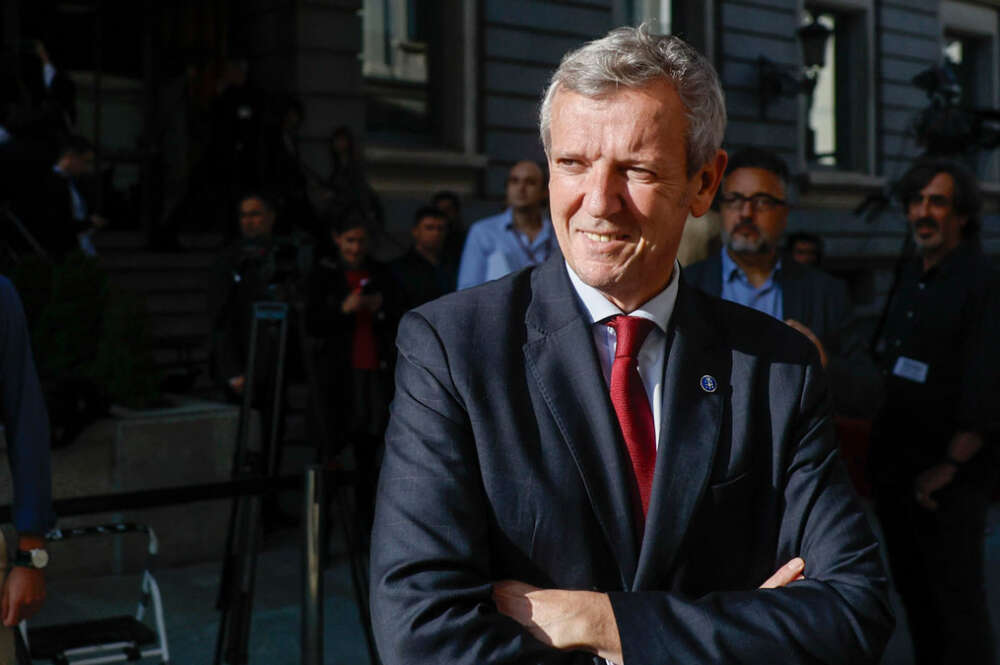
[719,193,787,212]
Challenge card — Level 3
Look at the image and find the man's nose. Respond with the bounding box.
[584,165,623,218]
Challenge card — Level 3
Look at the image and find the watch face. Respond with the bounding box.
[29,549,48,568]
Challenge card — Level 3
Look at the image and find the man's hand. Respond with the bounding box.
[229,375,246,394]
[2,567,45,626]
[493,580,623,664]
[342,290,363,314]
[914,463,957,510]
[785,320,828,367]
[89,214,109,230]
[759,557,805,589]
[493,560,806,664]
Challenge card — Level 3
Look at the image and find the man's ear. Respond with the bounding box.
[689,149,727,218]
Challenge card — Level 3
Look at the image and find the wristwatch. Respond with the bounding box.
[13,548,49,570]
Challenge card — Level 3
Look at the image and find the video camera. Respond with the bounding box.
[911,61,1000,157]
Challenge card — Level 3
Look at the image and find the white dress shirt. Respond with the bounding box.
[565,261,679,445]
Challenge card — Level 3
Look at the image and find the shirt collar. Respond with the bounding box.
[503,208,552,232]
[721,248,781,284]
[564,260,679,333]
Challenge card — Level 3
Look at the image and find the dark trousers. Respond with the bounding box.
[874,474,995,665]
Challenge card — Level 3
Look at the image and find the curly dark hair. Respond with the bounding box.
[895,158,981,239]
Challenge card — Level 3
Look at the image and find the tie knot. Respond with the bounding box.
[606,315,656,358]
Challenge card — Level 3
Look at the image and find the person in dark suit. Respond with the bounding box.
[10,135,107,261]
[389,205,457,310]
[208,192,301,498]
[684,148,882,417]
[370,26,893,665]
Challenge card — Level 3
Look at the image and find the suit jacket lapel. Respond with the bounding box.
[634,284,727,590]
[522,257,639,588]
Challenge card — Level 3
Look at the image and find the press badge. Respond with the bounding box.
[892,356,929,383]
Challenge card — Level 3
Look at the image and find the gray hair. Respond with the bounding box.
[539,24,726,176]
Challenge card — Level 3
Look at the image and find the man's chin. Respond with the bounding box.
[726,239,769,255]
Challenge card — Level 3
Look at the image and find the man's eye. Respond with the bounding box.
[628,167,655,179]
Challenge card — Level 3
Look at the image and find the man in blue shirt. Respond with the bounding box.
[685,147,882,417]
[0,276,55,659]
[457,160,554,289]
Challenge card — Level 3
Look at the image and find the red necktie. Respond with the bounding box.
[606,315,657,525]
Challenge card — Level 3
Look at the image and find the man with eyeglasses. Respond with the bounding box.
[868,158,999,665]
[685,147,882,417]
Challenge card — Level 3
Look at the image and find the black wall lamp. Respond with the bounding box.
[758,15,833,119]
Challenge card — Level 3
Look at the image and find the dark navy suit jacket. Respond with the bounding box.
[684,252,884,418]
[370,255,893,664]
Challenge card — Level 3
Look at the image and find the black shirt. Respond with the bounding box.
[389,248,457,310]
[873,243,1000,470]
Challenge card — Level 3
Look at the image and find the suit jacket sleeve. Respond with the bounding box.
[370,311,584,665]
[609,358,893,665]
[0,278,55,535]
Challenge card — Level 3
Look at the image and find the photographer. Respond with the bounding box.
[208,192,303,520]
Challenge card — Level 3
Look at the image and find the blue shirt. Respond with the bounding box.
[0,277,54,534]
[720,249,784,320]
[457,208,555,289]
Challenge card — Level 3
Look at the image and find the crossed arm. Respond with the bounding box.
[371,313,894,665]
[492,559,806,664]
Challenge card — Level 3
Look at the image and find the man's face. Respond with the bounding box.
[906,172,966,257]
[239,197,275,239]
[412,215,448,255]
[790,240,821,266]
[506,161,546,212]
[547,82,725,309]
[335,226,369,268]
[720,167,788,256]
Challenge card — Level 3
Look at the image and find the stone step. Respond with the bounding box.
[149,313,211,339]
[100,252,216,272]
[144,291,209,315]
[117,270,212,294]
[152,344,208,367]
[94,231,226,252]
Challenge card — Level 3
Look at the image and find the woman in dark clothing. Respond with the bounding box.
[305,208,398,530]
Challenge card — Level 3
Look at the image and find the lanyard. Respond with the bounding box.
[510,225,551,265]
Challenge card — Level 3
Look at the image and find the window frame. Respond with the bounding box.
[612,0,716,64]
[940,1,1000,181]
[360,0,479,155]
[798,0,875,176]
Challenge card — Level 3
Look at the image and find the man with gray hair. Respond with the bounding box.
[371,26,892,664]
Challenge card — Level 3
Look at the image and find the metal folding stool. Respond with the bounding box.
[20,522,169,665]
